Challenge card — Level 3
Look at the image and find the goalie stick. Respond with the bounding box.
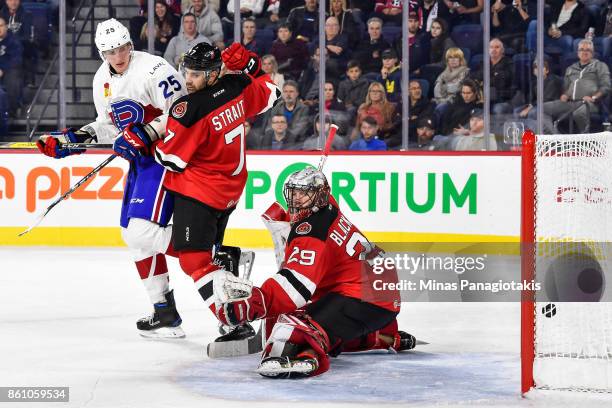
[0,141,113,149]
[206,124,339,359]
[18,155,117,236]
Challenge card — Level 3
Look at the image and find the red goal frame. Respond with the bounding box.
[520,129,536,395]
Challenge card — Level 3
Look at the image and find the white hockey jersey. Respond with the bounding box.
[84,51,187,143]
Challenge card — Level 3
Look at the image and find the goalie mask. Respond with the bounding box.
[283,168,330,224]
[179,42,222,82]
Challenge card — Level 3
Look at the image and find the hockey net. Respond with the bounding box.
[521,130,612,393]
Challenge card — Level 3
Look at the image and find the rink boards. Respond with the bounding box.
[0,151,521,246]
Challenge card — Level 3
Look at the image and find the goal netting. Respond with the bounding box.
[521,131,612,393]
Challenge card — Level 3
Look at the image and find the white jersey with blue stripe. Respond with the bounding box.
[84,50,187,143]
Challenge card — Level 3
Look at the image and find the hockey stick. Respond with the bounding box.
[0,141,113,149]
[18,155,117,237]
[317,123,339,172]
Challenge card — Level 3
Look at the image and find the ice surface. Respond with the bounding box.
[0,248,609,407]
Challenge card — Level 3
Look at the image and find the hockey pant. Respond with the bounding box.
[263,292,399,376]
[121,218,177,304]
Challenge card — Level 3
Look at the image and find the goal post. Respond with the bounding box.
[521,129,612,394]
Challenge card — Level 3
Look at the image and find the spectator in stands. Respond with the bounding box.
[186,0,224,49]
[337,60,369,116]
[1,0,34,87]
[299,46,342,107]
[270,23,310,80]
[354,81,400,142]
[323,80,345,109]
[264,0,281,25]
[350,116,388,151]
[261,54,285,90]
[279,0,304,20]
[393,8,429,75]
[471,38,515,114]
[163,13,210,69]
[512,58,563,121]
[353,17,390,74]
[373,0,405,26]
[226,0,265,20]
[421,0,452,32]
[245,119,262,149]
[264,80,310,142]
[411,116,436,150]
[546,0,589,41]
[259,113,298,150]
[0,16,22,117]
[428,18,455,66]
[597,3,612,36]
[442,0,483,25]
[491,0,530,53]
[433,47,470,105]
[324,16,349,74]
[375,48,402,103]
[223,0,266,41]
[351,0,376,17]
[303,113,349,150]
[449,108,497,150]
[439,78,483,135]
[287,0,319,43]
[241,17,265,56]
[140,0,180,55]
[408,79,435,142]
[543,39,611,133]
[329,0,359,48]
[181,0,219,15]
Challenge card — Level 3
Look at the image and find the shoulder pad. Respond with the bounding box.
[220,72,253,88]
[288,205,338,244]
[169,76,251,127]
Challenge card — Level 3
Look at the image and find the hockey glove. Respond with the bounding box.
[36,128,90,159]
[221,42,261,76]
[113,122,153,161]
[213,270,253,303]
[216,287,267,327]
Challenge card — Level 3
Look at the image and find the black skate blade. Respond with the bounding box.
[206,323,262,358]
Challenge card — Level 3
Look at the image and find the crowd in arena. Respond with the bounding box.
[0,0,51,118]
[125,0,612,151]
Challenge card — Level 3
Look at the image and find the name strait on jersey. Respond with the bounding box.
[211,99,245,131]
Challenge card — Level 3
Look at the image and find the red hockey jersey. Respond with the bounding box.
[260,199,401,317]
[154,73,280,210]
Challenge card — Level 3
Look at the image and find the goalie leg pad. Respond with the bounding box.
[305,292,399,356]
[261,312,331,377]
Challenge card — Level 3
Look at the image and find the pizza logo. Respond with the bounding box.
[296,222,312,235]
[172,101,188,118]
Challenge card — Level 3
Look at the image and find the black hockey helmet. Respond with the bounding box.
[181,42,222,74]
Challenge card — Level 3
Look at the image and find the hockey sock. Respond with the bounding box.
[178,250,222,313]
[135,253,170,304]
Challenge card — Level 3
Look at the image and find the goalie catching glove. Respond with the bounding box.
[213,271,267,326]
[37,128,93,159]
